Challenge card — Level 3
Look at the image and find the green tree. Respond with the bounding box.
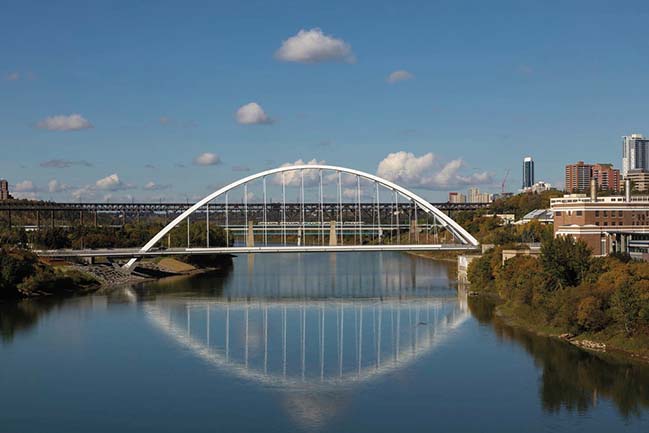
[541,236,592,290]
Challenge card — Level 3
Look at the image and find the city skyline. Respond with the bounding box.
[3,1,649,202]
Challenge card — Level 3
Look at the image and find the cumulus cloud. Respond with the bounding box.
[40,159,92,168]
[387,70,414,83]
[275,28,355,64]
[14,180,39,192]
[37,114,93,131]
[71,186,94,200]
[193,152,221,166]
[95,173,134,191]
[159,116,172,125]
[235,102,273,125]
[143,181,171,191]
[48,179,72,193]
[271,158,325,187]
[376,151,492,190]
[6,72,19,81]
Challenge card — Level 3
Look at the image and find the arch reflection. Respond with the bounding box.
[144,295,469,390]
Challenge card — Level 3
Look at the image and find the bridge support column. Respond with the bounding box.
[409,219,418,242]
[329,221,337,246]
[246,221,255,247]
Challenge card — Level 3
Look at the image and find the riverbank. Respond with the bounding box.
[0,247,233,300]
[494,302,649,364]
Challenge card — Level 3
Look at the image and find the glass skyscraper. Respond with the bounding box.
[522,156,534,189]
[622,134,649,177]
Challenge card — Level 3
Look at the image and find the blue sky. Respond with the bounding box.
[2,0,649,202]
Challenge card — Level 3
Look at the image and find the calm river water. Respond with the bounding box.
[2,252,649,433]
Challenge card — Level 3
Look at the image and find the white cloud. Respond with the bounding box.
[37,114,93,131]
[95,173,133,191]
[159,116,172,125]
[275,28,355,64]
[272,158,325,187]
[387,70,414,83]
[71,186,94,200]
[6,72,19,81]
[14,180,38,192]
[143,181,171,191]
[13,192,39,200]
[48,179,72,193]
[235,102,273,125]
[376,151,492,190]
[193,152,221,166]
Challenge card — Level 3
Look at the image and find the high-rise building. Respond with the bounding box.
[592,163,621,192]
[565,162,621,193]
[522,156,534,189]
[565,161,592,192]
[622,134,649,177]
[0,179,9,201]
[448,192,466,203]
[467,187,493,203]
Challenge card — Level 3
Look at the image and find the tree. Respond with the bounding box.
[541,236,592,290]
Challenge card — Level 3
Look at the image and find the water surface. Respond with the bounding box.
[1,252,649,432]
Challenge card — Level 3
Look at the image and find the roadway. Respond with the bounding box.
[35,244,479,258]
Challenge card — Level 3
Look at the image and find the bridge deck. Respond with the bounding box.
[35,244,479,258]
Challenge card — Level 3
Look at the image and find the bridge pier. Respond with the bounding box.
[246,221,255,247]
[329,221,337,246]
[409,219,418,243]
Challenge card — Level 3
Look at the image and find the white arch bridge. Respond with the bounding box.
[36,165,480,268]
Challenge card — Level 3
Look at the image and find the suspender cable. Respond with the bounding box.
[225,192,229,246]
[206,203,210,248]
[319,169,324,246]
[414,200,419,243]
[244,183,248,245]
[394,190,400,244]
[282,172,287,246]
[375,181,381,244]
[300,170,305,246]
[338,171,343,245]
[356,175,361,244]
[263,176,268,246]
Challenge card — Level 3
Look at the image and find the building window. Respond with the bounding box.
[595,210,599,217]
[603,211,608,217]
[595,222,600,226]
[611,222,616,226]
[604,222,608,226]
[576,211,582,216]
[555,211,562,216]
[619,210,623,217]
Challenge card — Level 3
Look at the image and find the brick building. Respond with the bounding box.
[564,161,621,193]
[551,185,649,258]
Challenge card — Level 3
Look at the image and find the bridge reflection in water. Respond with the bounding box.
[132,252,468,428]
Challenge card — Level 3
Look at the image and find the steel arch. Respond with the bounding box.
[124,164,478,269]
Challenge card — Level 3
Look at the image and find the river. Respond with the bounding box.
[1,252,649,432]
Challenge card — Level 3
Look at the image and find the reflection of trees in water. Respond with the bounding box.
[0,262,236,344]
[468,297,649,417]
[1,298,64,343]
